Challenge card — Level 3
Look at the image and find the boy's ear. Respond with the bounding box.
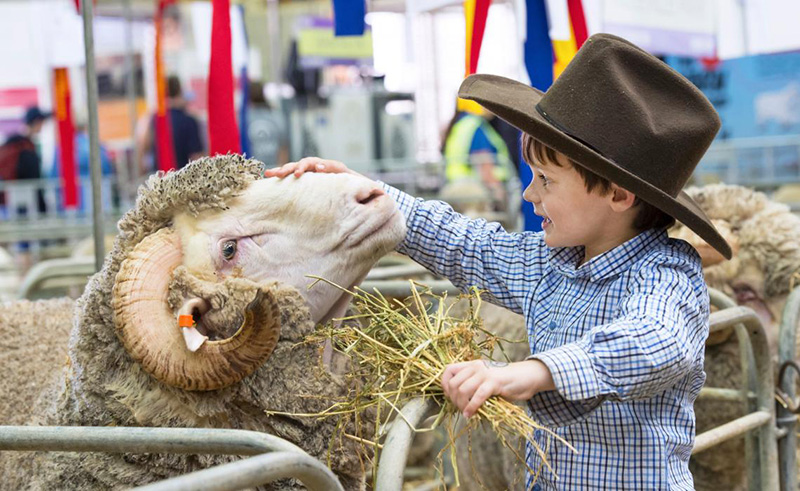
[609,185,637,212]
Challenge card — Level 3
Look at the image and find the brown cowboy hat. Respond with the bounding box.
[458,33,732,259]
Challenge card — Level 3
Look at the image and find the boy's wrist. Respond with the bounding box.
[496,359,555,401]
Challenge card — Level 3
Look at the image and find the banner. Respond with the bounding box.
[54,67,78,209]
[208,0,241,155]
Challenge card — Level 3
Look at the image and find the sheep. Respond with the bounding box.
[669,183,800,491]
[0,154,406,490]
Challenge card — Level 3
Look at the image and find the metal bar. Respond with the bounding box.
[134,452,343,491]
[702,306,779,491]
[708,288,761,490]
[693,411,772,455]
[697,387,753,402]
[777,287,800,491]
[359,279,461,298]
[375,397,440,491]
[0,426,303,455]
[122,0,136,208]
[80,0,105,272]
[366,263,431,280]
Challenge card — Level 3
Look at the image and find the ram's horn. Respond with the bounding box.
[112,228,281,391]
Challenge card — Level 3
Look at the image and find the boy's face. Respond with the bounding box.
[523,152,624,256]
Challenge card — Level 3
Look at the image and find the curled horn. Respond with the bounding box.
[112,228,281,391]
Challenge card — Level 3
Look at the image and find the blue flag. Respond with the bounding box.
[332,0,365,36]
[519,0,553,232]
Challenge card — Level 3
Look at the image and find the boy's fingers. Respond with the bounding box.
[464,384,494,418]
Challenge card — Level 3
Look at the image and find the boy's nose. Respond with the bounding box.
[523,184,539,204]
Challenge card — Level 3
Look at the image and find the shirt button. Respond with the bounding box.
[532,484,542,491]
[534,429,542,438]
[548,320,557,330]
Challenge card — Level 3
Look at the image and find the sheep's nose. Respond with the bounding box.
[355,187,385,206]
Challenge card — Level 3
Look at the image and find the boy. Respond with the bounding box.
[266,34,731,490]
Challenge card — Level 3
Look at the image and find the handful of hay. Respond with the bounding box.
[303,277,574,486]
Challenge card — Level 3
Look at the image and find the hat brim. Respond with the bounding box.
[459,74,732,260]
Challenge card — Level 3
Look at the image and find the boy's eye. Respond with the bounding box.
[537,173,549,185]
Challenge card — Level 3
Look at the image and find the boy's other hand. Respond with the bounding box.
[264,157,360,179]
[441,359,555,419]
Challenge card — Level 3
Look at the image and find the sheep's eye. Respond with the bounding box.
[221,240,237,260]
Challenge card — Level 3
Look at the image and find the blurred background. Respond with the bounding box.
[1,0,799,300]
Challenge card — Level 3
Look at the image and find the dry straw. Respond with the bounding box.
[274,277,575,488]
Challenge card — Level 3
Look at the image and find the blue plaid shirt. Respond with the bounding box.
[383,185,708,490]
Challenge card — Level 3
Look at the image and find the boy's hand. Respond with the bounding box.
[264,157,361,179]
[441,359,555,418]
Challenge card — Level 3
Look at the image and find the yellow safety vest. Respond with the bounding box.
[444,114,512,182]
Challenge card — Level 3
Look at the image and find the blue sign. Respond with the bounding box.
[666,51,800,140]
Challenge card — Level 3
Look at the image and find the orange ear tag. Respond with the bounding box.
[178,314,195,328]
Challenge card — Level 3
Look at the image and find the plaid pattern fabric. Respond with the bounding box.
[383,184,708,490]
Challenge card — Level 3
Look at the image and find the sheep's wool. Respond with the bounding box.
[0,155,370,491]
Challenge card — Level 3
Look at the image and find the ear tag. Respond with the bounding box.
[178,314,208,352]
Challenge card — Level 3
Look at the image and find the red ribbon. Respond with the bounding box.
[154,0,177,172]
[208,0,241,156]
[567,0,589,48]
[54,68,78,209]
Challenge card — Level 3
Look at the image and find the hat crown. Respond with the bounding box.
[537,34,720,198]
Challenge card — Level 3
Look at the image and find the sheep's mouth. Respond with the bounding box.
[318,272,369,325]
[193,312,244,340]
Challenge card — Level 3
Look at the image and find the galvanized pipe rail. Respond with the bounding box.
[0,426,342,491]
[705,288,764,490]
[776,286,800,491]
[692,304,779,491]
[375,397,440,491]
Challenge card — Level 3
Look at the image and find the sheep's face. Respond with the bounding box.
[113,171,406,391]
[174,173,405,323]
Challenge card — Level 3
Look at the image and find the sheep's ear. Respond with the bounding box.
[670,221,739,267]
[113,228,281,391]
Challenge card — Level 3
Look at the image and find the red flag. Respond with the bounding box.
[567,0,589,48]
[54,68,78,209]
[154,0,177,172]
[208,0,241,155]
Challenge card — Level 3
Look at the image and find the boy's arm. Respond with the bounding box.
[265,157,547,312]
[527,255,708,423]
[382,183,547,313]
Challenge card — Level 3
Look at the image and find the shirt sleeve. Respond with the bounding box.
[528,254,708,424]
[381,183,548,314]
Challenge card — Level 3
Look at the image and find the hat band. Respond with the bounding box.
[535,104,612,163]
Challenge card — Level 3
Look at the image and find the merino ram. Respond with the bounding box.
[0,155,406,490]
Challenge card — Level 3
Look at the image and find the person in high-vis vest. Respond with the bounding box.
[442,99,512,210]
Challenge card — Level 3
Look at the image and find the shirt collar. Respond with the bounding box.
[548,228,668,281]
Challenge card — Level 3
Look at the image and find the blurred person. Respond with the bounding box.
[441,101,513,211]
[0,106,52,215]
[137,75,204,174]
[50,120,115,213]
[246,81,289,167]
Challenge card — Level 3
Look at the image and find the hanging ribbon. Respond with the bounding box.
[458,0,492,114]
[332,0,366,36]
[54,67,78,209]
[208,0,241,156]
[567,0,588,48]
[154,0,177,171]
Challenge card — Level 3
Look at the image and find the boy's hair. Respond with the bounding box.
[522,133,675,231]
